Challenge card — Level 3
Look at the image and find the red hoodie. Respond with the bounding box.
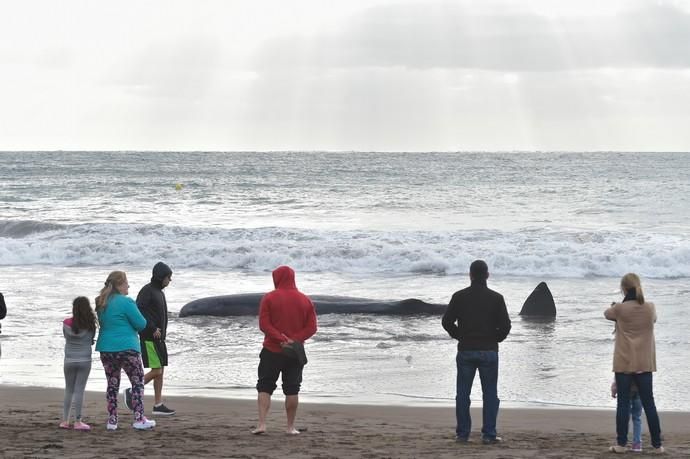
[259,266,317,353]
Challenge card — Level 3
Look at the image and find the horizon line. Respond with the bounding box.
[1,149,689,154]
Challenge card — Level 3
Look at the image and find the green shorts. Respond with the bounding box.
[141,339,168,369]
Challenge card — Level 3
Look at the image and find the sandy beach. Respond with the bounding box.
[0,386,688,458]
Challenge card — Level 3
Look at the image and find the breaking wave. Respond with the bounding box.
[1,219,689,279]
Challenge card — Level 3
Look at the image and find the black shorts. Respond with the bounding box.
[141,339,168,368]
[256,348,303,396]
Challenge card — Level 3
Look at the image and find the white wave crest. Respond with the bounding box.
[1,220,689,279]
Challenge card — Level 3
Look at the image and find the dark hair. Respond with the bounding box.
[470,259,489,280]
[72,296,97,334]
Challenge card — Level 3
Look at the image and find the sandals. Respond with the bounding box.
[73,421,92,431]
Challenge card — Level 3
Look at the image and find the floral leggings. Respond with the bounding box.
[100,350,145,424]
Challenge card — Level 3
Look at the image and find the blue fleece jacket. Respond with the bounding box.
[95,293,147,353]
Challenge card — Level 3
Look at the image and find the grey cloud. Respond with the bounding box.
[232,64,690,151]
[253,3,690,71]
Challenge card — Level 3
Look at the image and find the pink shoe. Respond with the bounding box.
[73,421,91,431]
[58,421,71,430]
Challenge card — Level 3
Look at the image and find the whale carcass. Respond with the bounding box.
[179,293,446,317]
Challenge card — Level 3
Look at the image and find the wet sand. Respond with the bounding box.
[1,385,689,458]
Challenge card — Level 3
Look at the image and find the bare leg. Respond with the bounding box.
[285,394,299,434]
[252,392,271,434]
[143,367,162,384]
[153,367,164,405]
[144,368,163,404]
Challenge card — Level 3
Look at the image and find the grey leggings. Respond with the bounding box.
[63,361,92,421]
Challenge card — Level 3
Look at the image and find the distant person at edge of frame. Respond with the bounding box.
[0,291,6,358]
[124,262,176,416]
[441,259,512,445]
[252,265,317,435]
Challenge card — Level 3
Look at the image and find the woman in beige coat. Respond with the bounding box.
[604,273,663,453]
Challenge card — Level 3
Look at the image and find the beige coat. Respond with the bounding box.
[604,300,657,373]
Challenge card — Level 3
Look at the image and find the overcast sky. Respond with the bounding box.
[2,0,690,152]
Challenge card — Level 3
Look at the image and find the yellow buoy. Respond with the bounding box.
[175,183,184,191]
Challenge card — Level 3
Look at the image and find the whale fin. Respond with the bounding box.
[519,282,556,316]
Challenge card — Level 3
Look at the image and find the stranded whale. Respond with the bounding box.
[179,293,445,317]
[519,282,556,317]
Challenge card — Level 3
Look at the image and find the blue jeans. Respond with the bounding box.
[455,350,500,440]
[631,393,642,444]
[615,372,661,448]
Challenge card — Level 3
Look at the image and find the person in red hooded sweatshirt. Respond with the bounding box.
[252,266,317,435]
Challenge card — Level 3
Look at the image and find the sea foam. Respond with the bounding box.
[1,219,688,278]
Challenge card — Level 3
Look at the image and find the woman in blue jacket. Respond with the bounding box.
[95,271,155,431]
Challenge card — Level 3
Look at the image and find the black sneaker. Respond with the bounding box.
[152,404,176,416]
[123,388,133,411]
[482,436,503,445]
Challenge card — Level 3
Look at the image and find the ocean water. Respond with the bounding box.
[0,151,689,410]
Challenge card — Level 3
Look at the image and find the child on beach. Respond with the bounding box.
[610,379,643,452]
[61,296,97,431]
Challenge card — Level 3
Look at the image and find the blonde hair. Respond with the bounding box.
[620,272,645,304]
[95,271,127,312]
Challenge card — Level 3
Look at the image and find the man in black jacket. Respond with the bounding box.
[442,260,511,445]
[125,262,176,416]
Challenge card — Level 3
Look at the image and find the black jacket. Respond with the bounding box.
[0,292,6,320]
[136,281,168,341]
[442,280,511,351]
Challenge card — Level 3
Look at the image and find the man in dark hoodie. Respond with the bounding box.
[252,266,317,435]
[124,262,175,416]
[442,260,511,445]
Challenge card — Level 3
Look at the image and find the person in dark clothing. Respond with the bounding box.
[0,292,5,320]
[0,292,6,358]
[442,260,511,445]
[124,262,175,416]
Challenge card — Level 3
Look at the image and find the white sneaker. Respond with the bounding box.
[106,423,118,431]
[132,417,156,430]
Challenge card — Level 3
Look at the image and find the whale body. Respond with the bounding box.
[179,293,446,317]
[519,282,556,317]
